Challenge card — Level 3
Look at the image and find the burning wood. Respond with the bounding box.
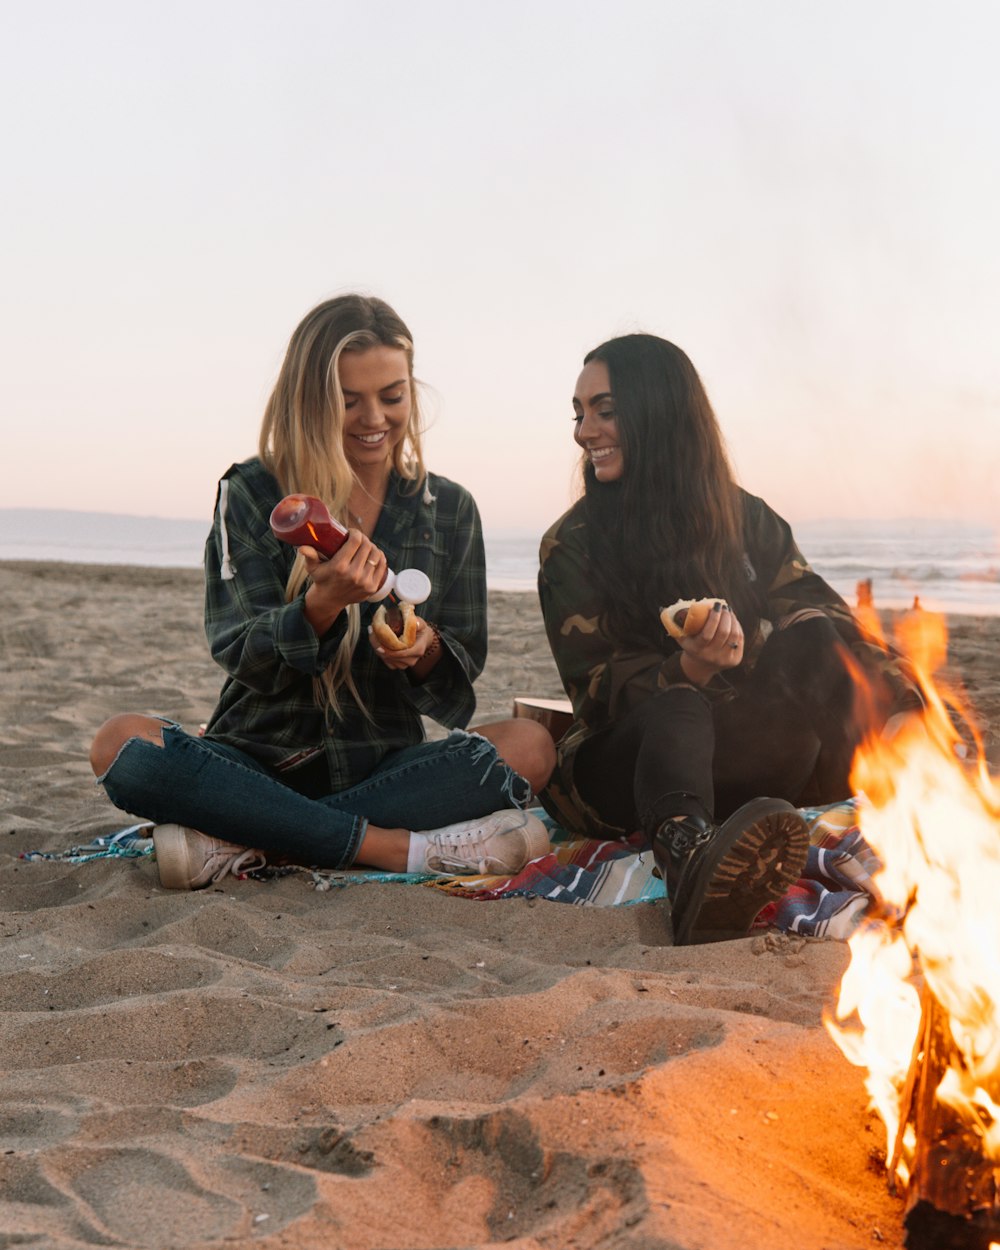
[825,609,1000,1249]
[898,987,1000,1248]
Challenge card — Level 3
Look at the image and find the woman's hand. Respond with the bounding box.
[368,615,439,674]
[299,531,388,634]
[677,601,744,685]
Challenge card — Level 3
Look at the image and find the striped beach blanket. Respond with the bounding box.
[25,798,876,939]
[423,799,874,939]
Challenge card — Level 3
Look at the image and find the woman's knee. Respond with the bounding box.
[773,612,841,657]
[90,714,167,777]
[762,614,847,689]
[642,684,712,732]
[472,718,556,795]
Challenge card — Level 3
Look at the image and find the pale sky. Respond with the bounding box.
[2,0,998,538]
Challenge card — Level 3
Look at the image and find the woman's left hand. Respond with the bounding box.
[368,615,437,671]
[678,602,744,684]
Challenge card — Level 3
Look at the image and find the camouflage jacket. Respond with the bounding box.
[537,490,921,838]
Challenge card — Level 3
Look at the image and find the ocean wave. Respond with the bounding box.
[4,510,1000,613]
[808,559,1000,584]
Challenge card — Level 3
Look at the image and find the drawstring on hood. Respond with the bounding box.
[218,480,236,580]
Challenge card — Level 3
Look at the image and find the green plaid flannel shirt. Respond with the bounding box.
[202,457,486,791]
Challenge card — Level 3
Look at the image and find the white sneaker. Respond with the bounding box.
[418,810,550,876]
[153,824,267,890]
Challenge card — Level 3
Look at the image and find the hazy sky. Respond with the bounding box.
[3,0,998,537]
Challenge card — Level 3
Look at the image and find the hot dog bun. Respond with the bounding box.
[660,598,726,642]
[372,602,418,652]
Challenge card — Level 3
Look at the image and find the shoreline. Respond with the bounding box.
[3,553,1000,618]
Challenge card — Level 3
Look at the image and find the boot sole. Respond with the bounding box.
[673,798,810,945]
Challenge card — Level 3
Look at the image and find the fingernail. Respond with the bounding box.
[713,601,722,612]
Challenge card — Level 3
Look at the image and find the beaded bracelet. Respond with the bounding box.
[423,624,442,660]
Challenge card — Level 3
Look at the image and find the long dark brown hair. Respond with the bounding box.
[580,334,762,650]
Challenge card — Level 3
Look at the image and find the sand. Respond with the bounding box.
[2,559,999,1250]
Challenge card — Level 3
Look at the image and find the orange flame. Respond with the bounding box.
[826,607,1000,1189]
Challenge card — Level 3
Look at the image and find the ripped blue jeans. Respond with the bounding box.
[100,724,531,870]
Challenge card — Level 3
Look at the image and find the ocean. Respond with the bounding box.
[1,509,998,615]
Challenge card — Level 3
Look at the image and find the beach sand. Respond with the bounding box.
[2,559,999,1249]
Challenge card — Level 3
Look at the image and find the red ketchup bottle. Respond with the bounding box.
[269,493,350,558]
[269,494,431,606]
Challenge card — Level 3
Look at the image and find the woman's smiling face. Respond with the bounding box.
[572,358,623,482]
[338,345,412,468]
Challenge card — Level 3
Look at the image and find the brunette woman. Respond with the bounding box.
[538,334,919,943]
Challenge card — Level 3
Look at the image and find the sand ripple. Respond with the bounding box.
[9,561,995,1246]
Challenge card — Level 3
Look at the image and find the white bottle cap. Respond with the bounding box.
[393,568,432,605]
[365,567,432,605]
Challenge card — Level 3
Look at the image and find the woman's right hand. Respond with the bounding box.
[678,601,744,685]
[299,531,388,634]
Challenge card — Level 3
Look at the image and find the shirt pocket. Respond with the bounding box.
[394,525,453,618]
[401,525,450,578]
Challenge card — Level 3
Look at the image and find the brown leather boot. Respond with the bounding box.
[652,797,809,944]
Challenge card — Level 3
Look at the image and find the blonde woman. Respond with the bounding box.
[90,295,553,888]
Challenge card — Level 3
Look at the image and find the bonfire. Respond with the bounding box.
[827,608,1000,1248]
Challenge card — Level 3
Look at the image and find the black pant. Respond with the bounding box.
[574,617,871,833]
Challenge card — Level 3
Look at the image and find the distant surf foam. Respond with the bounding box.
[2,509,998,614]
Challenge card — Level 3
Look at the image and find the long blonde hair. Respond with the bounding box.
[259,295,427,717]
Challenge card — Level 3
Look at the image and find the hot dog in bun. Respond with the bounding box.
[371,602,418,651]
[660,598,726,642]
